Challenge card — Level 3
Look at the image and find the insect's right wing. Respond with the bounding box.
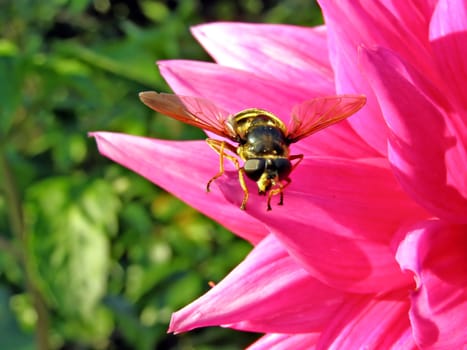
[286,95,366,143]
[139,91,237,140]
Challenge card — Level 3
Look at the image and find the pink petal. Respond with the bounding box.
[169,234,348,334]
[396,220,467,349]
[430,0,467,111]
[247,333,319,350]
[388,327,419,350]
[378,0,437,46]
[318,290,412,350]
[360,46,467,223]
[296,120,379,159]
[248,294,415,350]
[318,0,438,84]
[158,60,311,119]
[90,132,267,243]
[429,0,467,183]
[217,157,427,293]
[318,0,439,156]
[159,60,377,159]
[191,22,335,95]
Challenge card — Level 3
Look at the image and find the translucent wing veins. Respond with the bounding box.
[286,95,367,143]
[139,91,237,140]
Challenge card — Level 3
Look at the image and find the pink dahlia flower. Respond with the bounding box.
[92,0,467,349]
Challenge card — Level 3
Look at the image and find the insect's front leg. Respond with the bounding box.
[205,138,249,210]
[264,154,302,210]
[267,177,291,211]
[289,154,303,170]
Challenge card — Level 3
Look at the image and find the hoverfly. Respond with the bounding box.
[139,91,366,211]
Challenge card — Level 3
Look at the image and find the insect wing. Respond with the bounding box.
[139,91,236,139]
[286,95,366,143]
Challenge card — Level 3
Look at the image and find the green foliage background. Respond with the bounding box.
[0,1,322,349]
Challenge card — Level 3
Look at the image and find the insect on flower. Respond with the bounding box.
[139,92,366,211]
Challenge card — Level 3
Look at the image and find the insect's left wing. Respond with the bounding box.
[286,95,366,143]
[139,91,237,140]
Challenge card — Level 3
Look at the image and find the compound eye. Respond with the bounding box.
[244,159,266,181]
[272,158,292,180]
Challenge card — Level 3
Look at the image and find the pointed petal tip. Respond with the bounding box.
[190,21,249,39]
[138,91,160,106]
[167,323,177,335]
[138,90,155,98]
[156,60,171,68]
[167,315,176,333]
[190,21,238,36]
[89,131,114,140]
[168,312,193,335]
[190,23,205,37]
[167,325,181,335]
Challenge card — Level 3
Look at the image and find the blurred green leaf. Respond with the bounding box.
[0,39,19,55]
[9,293,36,332]
[0,54,25,136]
[25,176,120,321]
[0,288,35,350]
[0,244,23,286]
[57,304,114,343]
[105,295,157,350]
[68,0,92,13]
[56,39,161,87]
[0,1,323,348]
[140,1,170,22]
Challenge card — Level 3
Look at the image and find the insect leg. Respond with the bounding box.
[262,155,303,210]
[289,154,304,170]
[205,138,238,190]
[267,177,292,211]
[205,139,249,210]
